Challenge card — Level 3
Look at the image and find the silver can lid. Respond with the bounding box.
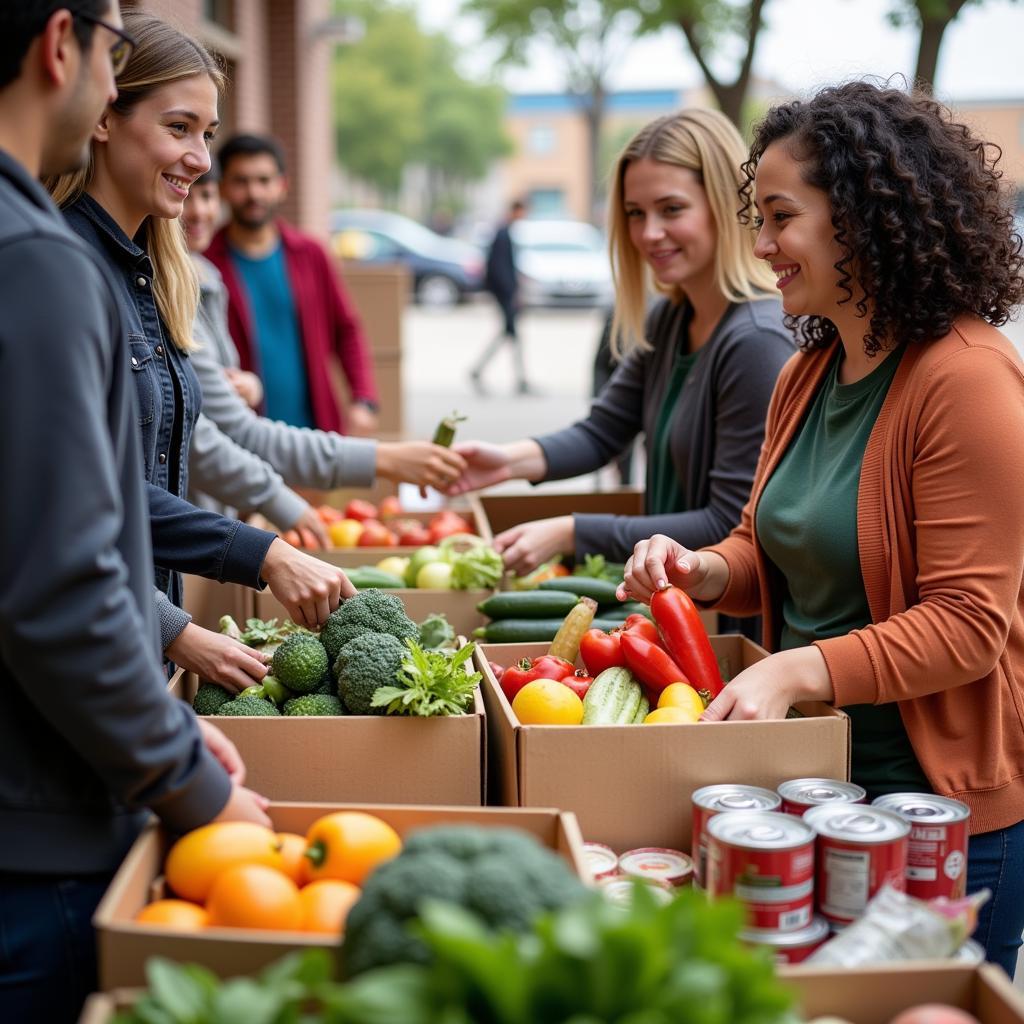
[740,914,831,948]
[707,809,815,849]
[779,778,866,806]
[804,805,910,843]
[871,792,970,825]
[692,784,782,814]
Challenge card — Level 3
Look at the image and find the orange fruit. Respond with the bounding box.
[304,811,402,885]
[328,518,364,547]
[134,899,209,930]
[276,832,310,886]
[298,879,361,934]
[165,822,283,903]
[656,683,705,718]
[206,864,303,931]
[511,678,584,725]
[644,705,701,724]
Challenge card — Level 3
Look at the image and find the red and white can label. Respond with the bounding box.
[871,793,969,900]
[707,810,815,932]
[740,915,831,964]
[691,785,781,889]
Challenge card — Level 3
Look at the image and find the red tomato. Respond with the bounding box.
[559,670,593,700]
[316,505,344,524]
[379,495,402,519]
[622,614,663,647]
[499,655,575,703]
[428,511,472,544]
[344,499,379,523]
[397,523,433,547]
[356,521,397,547]
[579,628,624,676]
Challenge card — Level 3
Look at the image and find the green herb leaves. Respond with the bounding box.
[371,640,481,717]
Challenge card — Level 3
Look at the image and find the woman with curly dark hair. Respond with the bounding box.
[621,80,1024,975]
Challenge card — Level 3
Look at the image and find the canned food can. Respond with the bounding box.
[582,842,620,883]
[619,847,693,888]
[804,805,909,927]
[740,915,831,964]
[871,793,970,900]
[778,778,866,816]
[691,784,782,889]
[707,810,816,932]
[598,874,675,908]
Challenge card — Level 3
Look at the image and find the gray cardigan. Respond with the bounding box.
[189,255,377,492]
[537,296,794,562]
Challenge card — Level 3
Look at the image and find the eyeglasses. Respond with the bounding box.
[74,12,137,77]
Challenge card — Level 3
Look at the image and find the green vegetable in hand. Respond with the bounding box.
[370,640,480,717]
[432,410,467,447]
[417,612,456,650]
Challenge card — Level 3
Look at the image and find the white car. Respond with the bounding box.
[510,219,614,307]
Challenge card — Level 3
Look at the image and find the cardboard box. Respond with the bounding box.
[171,672,485,805]
[337,261,408,357]
[93,802,588,989]
[475,637,850,852]
[478,488,644,536]
[779,962,1024,1023]
[181,577,253,633]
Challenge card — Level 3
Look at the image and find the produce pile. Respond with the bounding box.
[345,534,504,591]
[196,596,479,718]
[486,585,725,727]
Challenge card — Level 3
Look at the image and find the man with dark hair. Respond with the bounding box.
[0,6,268,1019]
[469,198,533,393]
[206,132,380,435]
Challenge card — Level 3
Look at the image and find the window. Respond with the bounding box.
[203,0,233,29]
[527,124,556,156]
[528,189,566,217]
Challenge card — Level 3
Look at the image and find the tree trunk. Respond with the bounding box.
[585,86,605,225]
[913,0,967,92]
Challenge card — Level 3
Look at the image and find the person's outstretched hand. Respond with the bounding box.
[494,516,573,577]
[211,782,272,827]
[445,441,513,495]
[377,441,466,492]
[617,533,726,606]
[166,623,270,693]
[260,538,356,628]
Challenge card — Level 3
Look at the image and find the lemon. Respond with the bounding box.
[644,704,701,725]
[511,678,584,725]
[657,682,705,718]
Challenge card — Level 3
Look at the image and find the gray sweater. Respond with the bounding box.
[537,297,794,561]
[189,255,377,492]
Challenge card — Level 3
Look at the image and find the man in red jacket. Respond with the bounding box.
[206,134,379,435]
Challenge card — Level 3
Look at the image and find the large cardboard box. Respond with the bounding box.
[171,672,485,805]
[93,802,588,989]
[337,261,408,357]
[252,586,489,641]
[479,488,644,536]
[181,577,252,633]
[779,962,1024,1024]
[476,637,850,852]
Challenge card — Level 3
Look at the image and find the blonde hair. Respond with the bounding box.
[46,12,224,353]
[607,108,774,357]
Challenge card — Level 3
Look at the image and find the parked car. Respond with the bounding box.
[330,209,484,307]
[510,219,614,307]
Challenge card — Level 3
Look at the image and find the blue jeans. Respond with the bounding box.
[967,818,1024,978]
[0,871,113,1023]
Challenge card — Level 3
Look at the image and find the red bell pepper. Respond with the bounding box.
[621,614,663,647]
[499,655,575,703]
[650,587,724,699]
[619,632,691,696]
[579,628,624,675]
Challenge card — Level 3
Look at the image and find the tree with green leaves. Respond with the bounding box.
[331,1,510,212]
[463,0,644,222]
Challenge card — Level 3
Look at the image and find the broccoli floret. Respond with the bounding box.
[334,633,406,715]
[216,695,281,716]
[320,591,418,664]
[271,633,329,694]
[191,682,232,716]
[283,694,344,716]
[341,825,589,977]
[313,671,333,695]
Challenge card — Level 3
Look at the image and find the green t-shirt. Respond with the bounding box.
[647,345,699,516]
[756,347,931,798]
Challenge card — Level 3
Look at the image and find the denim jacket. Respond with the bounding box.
[62,194,275,619]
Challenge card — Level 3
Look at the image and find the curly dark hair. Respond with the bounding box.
[739,80,1024,355]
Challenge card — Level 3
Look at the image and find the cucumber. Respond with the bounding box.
[632,695,650,723]
[538,576,622,604]
[477,591,579,620]
[591,617,633,632]
[582,667,643,725]
[595,600,654,622]
[345,567,406,589]
[472,618,567,643]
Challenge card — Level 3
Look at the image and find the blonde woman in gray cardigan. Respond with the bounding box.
[450,111,793,600]
[182,172,466,502]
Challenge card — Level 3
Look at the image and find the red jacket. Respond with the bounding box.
[205,221,377,433]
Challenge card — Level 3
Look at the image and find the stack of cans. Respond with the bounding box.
[585,842,693,907]
[691,784,781,889]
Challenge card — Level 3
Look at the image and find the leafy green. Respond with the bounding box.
[371,640,480,716]
[417,612,456,650]
[218,615,310,649]
[573,553,626,583]
[439,536,504,590]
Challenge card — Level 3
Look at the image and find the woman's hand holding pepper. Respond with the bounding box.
[618,533,729,605]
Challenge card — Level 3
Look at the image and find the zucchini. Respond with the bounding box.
[581,667,644,725]
[591,617,633,632]
[596,600,654,622]
[472,618,567,643]
[633,695,650,723]
[346,567,406,589]
[538,576,622,604]
[477,591,579,620]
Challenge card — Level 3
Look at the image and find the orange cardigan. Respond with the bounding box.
[706,316,1024,834]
